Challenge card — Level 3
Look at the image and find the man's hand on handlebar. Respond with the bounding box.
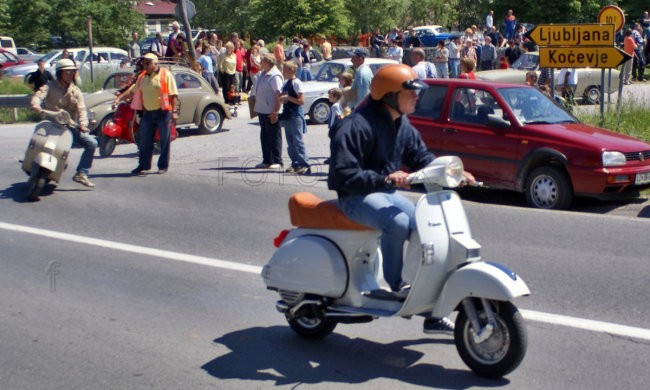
[386,171,411,189]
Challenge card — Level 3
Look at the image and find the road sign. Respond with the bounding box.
[527,24,614,47]
[598,5,625,33]
[539,46,631,68]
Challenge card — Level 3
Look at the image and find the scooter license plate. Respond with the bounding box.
[635,172,650,185]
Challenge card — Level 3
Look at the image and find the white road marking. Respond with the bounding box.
[3,221,650,342]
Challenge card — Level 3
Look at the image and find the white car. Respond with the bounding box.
[303,57,398,124]
[476,51,620,105]
[2,47,128,85]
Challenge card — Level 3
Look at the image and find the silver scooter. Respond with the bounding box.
[22,110,76,201]
[262,156,530,377]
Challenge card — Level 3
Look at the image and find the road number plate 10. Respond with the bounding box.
[635,172,650,185]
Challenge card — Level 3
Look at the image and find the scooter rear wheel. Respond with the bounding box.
[454,300,527,378]
[26,166,48,201]
[286,304,337,339]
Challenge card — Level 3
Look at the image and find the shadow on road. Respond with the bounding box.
[202,326,508,388]
[454,187,650,218]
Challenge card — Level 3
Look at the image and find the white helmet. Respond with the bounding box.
[55,58,77,72]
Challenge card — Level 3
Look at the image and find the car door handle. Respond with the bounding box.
[443,128,458,134]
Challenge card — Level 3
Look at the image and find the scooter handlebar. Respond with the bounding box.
[40,109,77,128]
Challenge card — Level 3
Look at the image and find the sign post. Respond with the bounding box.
[526,18,632,116]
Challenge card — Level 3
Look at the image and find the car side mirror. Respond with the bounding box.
[487,114,510,129]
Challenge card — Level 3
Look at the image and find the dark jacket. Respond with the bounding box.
[327,99,434,198]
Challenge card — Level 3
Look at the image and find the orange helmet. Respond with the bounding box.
[370,63,428,101]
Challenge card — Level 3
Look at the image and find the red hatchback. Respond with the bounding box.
[409,79,650,209]
[0,48,27,69]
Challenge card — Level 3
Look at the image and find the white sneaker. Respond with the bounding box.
[268,163,282,169]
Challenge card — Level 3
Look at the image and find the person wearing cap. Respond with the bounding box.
[113,53,179,175]
[348,48,373,109]
[31,59,97,188]
[328,64,475,333]
[26,58,53,92]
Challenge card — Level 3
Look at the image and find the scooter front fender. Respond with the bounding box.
[431,261,530,318]
[32,152,58,173]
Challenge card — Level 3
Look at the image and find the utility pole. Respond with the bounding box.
[178,0,197,63]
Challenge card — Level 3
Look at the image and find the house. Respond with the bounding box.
[135,1,177,36]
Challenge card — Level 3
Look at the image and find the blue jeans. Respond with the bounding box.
[435,62,448,78]
[300,67,313,81]
[340,191,416,291]
[71,128,97,175]
[138,109,171,171]
[448,58,460,78]
[282,116,309,168]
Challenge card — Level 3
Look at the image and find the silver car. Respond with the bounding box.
[85,62,231,143]
[302,57,398,124]
[2,47,128,85]
[476,51,620,105]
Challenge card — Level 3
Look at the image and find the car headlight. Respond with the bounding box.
[602,151,626,167]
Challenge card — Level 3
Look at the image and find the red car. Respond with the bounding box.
[0,48,27,69]
[409,79,650,209]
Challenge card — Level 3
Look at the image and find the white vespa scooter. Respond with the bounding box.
[262,156,530,377]
[21,110,76,201]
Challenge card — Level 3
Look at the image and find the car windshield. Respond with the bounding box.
[497,87,577,124]
[38,51,60,62]
[511,53,538,71]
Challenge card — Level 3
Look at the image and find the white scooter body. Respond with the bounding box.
[22,120,73,182]
[262,157,530,377]
[21,110,75,200]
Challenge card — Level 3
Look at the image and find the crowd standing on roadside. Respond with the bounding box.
[109,8,582,180]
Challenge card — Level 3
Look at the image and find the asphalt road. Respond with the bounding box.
[1,115,649,389]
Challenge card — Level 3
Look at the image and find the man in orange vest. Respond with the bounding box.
[114,53,179,175]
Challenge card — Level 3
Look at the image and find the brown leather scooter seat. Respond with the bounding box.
[288,192,373,231]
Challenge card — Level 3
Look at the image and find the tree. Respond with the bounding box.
[7,0,144,49]
[248,0,351,41]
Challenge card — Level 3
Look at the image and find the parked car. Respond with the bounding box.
[404,25,462,47]
[16,47,42,62]
[302,57,398,124]
[2,47,128,85]
[0,48,28,69]
[476,51,620,105]
[85,61,232,140]
[408,78,650,209]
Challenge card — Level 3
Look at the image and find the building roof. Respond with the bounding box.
[136,1,176,17]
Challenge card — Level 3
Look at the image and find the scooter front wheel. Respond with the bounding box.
[98,135,116,157]
[286,304,337,340]
[454,300,527,378]
[26,166,48,201]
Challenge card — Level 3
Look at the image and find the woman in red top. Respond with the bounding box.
[458,57,477,79]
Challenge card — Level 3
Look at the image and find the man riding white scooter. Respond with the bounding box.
[327,64,475,333]
[31,58,97,188]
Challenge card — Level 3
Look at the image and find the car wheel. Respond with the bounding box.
[583,85,600,105]
[199,105,224,134]
[524,166,574,210]
[308,99,331,124]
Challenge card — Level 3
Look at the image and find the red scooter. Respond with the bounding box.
[99,102,177,157]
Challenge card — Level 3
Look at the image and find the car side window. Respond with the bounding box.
[111,52,128,63]
[413,85,447,119]
[175,72,201,89]
[450,87,504,126]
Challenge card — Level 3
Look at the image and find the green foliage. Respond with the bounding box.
[0,78,32,94]
[576,103,650,143]
[6,0,144,50]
